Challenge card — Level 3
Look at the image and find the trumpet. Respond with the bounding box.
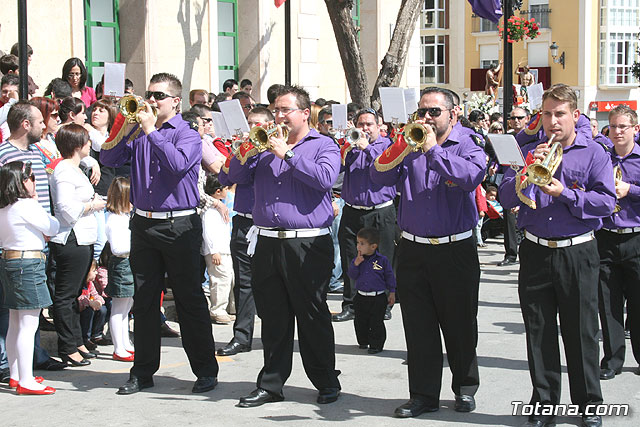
[248,123,289,152]
[394,112,432,151]
[119,95,157,124]
[613,165,622,213]
[526,135,562,186]
[345,127,366,145]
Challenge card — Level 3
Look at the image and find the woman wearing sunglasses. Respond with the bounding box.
[0,161,60,395]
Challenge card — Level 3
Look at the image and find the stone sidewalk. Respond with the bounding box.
[2,237,637,426]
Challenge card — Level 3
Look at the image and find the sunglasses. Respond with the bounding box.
[202,117,213,123]
[144,91,174,101]
[23,161,35,182]
[509,116,526,120]
[416,107,448,118]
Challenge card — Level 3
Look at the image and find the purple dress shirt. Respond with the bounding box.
[227,128,340,229]
[369,123,486,237]
[219,169,254,215]
[499,131,616,238]
[603,143,640,229]
[347,250,396,293]
[342,135,396,206]
[100,114,202,211]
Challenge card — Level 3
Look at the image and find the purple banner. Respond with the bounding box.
[468,0,503,23]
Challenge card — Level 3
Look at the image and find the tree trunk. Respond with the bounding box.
[370,0,422,111]
[324,0,370,108]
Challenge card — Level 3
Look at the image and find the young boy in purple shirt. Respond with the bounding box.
[348,227,396,354]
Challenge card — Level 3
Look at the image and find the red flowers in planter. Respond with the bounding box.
[498,16,540,43]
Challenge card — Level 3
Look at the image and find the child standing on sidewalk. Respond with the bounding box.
[348,227,396,354]
[201,175,234,324]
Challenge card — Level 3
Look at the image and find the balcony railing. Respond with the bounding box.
[471,14,498,33]
[520,8,551,29]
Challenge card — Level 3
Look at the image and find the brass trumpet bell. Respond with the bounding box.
[119,95,157,124]
[403,122,428,149]
[526,140,563,186]
[249,123,288,152]
[614,165,622,213]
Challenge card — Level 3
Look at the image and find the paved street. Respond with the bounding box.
[2,237,638,426]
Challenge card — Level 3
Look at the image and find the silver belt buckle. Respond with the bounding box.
[277,230,287,239]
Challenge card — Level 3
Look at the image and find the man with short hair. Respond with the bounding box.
[229,85,341,407]
[189,89,209,107]
[266,84,284,112]
[232,91,256,119]
[9,42,37,96]
[507,107,530,135]
[217,106,274,356]
[317,107,333,137]
[240,78,253,95]
[597,104,640,381]
[44,78,72,101]
[371,87,485,418]
[333,109,396,322]
[0,101,68,376]
[223,78,238,96]
[591,118,613,149]
[101,73,219,396]
[499,84,614,427]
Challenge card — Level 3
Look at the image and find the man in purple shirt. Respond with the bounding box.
[217,107,273,357]
[500,85,615,427]
[100,73,218,396]
[597,104,640,383]
[333,109,396,322]
[228,85,341,407]
[370,87,485,418]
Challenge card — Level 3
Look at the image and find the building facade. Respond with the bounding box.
[0,0,420,107]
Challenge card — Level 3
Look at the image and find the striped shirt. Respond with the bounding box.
[0,141,51,213]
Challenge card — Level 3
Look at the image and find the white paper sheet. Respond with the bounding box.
[212,111,231,140]
[379,87,408,124]
[103,62,126,97]
[487,133,525,168]
[331,104,348,130]
[218,99,250,134]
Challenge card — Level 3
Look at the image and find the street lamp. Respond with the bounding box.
[550,41,565,69]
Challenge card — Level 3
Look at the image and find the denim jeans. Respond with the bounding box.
[329,198,345,290]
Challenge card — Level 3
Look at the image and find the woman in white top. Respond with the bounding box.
[0,161,60,395]
[48,124,106,367]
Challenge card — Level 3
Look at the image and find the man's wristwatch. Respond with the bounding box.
[284,150,295,161]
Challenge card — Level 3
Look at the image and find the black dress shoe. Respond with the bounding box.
[83,339,97,351]
[78,349,97,359]
[160,322,181,337]
[599,367,621,380]
[394,399,439,418]
[91,336,113,346]
[217,341,251,356]
[454,394,476,412]
[116,375,154,395]
[582,415,602,427]
[60,354,91,367]
[332,308,355,322]
[317,387,340,404]
[367,348,382,354]
[34,357,67,371]
[192,376,218,393]
[358,344,368,349]
[498,258,518,266]
[238,388,284,407]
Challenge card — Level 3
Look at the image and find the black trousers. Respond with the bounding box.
[251,234,340,395]
[597,229,640,370]
[353,293,387,349]
[129,214,218,379]
[50,231,93,355]
[518,238,602,413]
[396,237,480,406]
[230,215,256,346]
[338,204,396,310]
[503,209,518,261]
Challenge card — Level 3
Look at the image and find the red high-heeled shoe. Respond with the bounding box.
[113,353,134,362]
[16,384,56,395]
[9,376,44,388]
[127,349,135,355]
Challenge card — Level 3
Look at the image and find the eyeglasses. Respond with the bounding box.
[144,91,174,101]
[273,107,302,116]
[509,116,526,120]
[202,117,213,123]
[416,107,448,118]
[242,104,257,111]
[67,72,82,78]
[610,124,634,132]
